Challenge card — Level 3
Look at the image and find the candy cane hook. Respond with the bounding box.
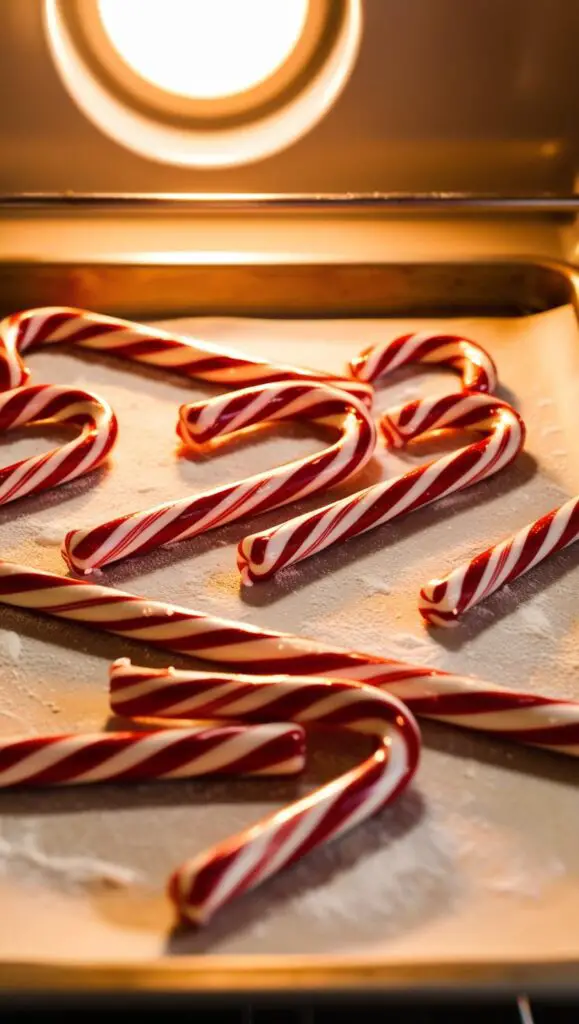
[0,384,117,503]
[350,330,498,393]
[62,381,376,573]
[109,660,420,926]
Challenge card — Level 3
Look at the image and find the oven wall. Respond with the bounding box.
[2,0,579,193]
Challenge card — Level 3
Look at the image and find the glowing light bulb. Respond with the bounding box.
[97,0,309,100]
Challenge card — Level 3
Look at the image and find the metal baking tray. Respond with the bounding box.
[0,231,578,996]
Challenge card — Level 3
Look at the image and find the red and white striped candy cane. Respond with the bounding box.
[0,723,305,788]
[62,381,376,573]
[0,307,368,400]
[0,560,578,754]
[236,330,504,581]
[237,392,525,584]
[350,330,498,393]
[109,660,420,926]
[0,384,117,503]
[420,494,579,627]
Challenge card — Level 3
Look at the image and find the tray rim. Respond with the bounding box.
[1,254,577,323]
[0,954,578,996]
[1,192,579,215]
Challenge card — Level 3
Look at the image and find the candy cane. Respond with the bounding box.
[0,560,577,754]
[0,307,369,400]
[237,392,525,584]
[420,494,579,627]
[0,384,117,503]
[350,330,498,393]
[62,381,376,573]
[109,660,420,925]
[236,330,504,582]
[0,723,305,788]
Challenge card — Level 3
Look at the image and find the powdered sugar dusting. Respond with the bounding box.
[378,631,448,667]
[359,574,392,596]
[312,607,448,668]
[0,631,22,661]
[0,827,140,891]
[444,811,566,899]
[283,797,459,930]
[518,600,553,639]
[230,764,569,941]
[35,523,65,547]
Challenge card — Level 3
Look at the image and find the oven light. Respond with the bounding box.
[44,0,362,167]
[97,0,309,101]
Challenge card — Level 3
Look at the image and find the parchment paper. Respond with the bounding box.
[0,307,577,964]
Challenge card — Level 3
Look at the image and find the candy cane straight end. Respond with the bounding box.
[0,722,307,788]
[61,535,85,574]
[167,866,210,927]
[236,549,254,587]
[418,583,460,629]
[418,495,579,628]
[168,844,246,928]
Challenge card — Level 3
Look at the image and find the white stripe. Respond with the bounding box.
[258,788,335,879]
[384,675,503,700]
[44,398,94,424]
[330,731,407,837]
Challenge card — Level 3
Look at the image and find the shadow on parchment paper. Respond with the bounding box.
[164,789,434,956]
[418,720,579,788]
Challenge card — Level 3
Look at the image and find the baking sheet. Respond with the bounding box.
[0,306,577,967]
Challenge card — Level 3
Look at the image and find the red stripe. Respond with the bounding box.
[26,311,76,347]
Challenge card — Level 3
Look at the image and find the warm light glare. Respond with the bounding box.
[97,0,309,99]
